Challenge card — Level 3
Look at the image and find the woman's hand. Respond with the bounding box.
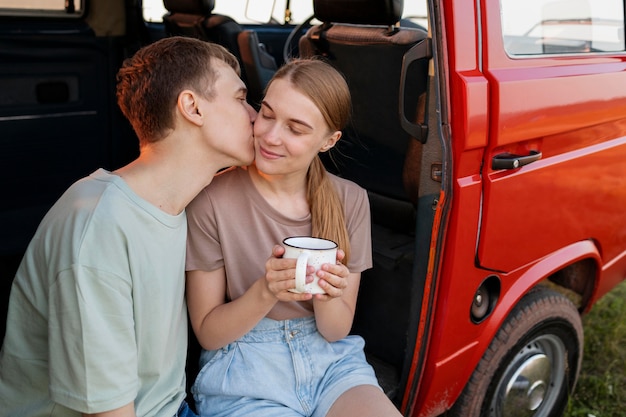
[313,249,350,301]
[312,248,361,341]
[263,245,314,302]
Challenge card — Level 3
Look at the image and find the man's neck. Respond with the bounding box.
[114,147,220,215]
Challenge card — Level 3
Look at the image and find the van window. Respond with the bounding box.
[0,0,83,16]
[143,0,428,28]
[501,0,625,55]
[143,0,313,24]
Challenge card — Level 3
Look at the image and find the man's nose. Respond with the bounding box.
[247,103,258,122]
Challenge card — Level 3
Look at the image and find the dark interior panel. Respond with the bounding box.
[0,30,139,343]
[0,36,137,255]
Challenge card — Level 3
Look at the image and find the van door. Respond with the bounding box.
[0,0,143,342]
[0,0,139,257]
[477,0,626,273]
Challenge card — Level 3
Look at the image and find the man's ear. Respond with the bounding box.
[178,90,203,126]
[319,131,342,153]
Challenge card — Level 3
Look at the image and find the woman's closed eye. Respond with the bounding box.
[260,110,275,120]
[287,124,306,135]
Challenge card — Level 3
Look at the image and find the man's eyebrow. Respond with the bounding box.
[261,100,314,130]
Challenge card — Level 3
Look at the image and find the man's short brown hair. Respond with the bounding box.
[116,36,240,145]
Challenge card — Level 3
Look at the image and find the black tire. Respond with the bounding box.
[449,287,583,417]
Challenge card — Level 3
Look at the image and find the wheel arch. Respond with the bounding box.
[489,239,601,331]
[444,255,588,417]
[415,240,600,416]
[440,240,599,415]
[448,286,584,417]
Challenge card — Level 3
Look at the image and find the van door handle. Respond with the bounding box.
[492,150,542,170]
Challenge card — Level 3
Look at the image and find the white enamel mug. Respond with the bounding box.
[283,236,338,294]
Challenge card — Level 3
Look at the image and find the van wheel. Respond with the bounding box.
[449,288,583,417]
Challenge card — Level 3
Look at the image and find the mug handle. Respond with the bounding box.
[295,252,310,293]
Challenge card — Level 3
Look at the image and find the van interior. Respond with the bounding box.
[0,0,440,408]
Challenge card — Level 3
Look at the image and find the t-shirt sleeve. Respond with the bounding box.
[186,188,225,272]
[345,186,373,274]
[48,265,138,413]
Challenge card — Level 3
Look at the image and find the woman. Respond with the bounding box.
[185,58,402,417]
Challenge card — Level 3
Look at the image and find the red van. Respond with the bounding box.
[1,0,625,416]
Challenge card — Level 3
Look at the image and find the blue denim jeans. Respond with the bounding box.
[192,316,380,417]
[176,401,198,417]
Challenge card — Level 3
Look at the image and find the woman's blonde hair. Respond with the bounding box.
[268,59,352,263]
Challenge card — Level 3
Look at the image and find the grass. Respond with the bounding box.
[564,279,626,417]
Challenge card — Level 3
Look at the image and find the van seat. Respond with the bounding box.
[163,0,276,105]
[298,0,429,202]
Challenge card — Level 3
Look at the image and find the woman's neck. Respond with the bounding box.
[247,164,310,218]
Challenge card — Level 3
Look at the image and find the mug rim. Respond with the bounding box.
[282,236,338,250]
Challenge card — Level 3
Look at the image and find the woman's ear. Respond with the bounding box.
[178,90,203,126]
[319,131,342,153]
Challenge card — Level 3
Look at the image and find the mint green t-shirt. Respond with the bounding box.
[0,169,188,416]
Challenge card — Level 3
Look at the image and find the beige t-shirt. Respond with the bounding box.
[186,166,372,320]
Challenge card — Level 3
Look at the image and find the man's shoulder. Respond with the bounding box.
[61,169,117,198]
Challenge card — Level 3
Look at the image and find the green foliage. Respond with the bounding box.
[565,280,626,417]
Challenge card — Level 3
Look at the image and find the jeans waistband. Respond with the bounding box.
[238,316,318,343]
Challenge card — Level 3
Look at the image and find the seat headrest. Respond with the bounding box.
[314,0,403,26]
[163,0,215,15]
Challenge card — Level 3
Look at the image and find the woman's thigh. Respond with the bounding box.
[325,385,402,417]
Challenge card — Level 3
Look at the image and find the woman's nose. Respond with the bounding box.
[256,122,281,145]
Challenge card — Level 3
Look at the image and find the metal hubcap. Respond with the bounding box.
[503,354,550,413]
[490,335,566,417]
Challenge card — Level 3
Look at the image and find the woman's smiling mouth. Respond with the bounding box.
[258,145,282,160]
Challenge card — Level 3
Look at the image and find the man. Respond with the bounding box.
[0,37,256,417]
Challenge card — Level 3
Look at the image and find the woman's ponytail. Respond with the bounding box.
[307,156,351,264]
